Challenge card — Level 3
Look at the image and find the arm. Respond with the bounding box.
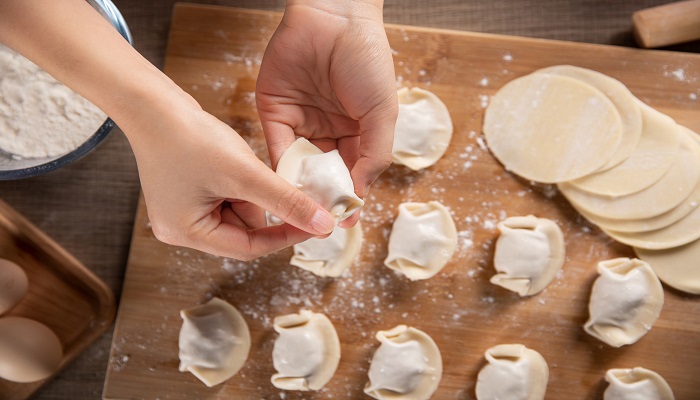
[0,0,337,260]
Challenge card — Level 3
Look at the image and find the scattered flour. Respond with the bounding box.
[479,94,490,108]
[0,45,106,158]
[671,68,685,81]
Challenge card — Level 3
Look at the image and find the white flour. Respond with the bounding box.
[0,45,106,159]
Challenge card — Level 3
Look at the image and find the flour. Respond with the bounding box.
[0,45,106,159]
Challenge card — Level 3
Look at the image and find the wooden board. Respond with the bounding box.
[0,199,115,400]
[104,4,700,399]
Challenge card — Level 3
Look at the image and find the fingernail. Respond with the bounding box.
[310,209,335,234]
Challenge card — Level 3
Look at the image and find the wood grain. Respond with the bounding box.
[104,4,700,399]
[0,200,115,400]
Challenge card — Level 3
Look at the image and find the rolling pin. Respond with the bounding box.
[633,0,700,48]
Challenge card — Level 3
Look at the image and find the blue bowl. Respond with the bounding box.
[0,0,133,180]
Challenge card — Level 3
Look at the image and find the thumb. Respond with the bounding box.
[242,161,336,235]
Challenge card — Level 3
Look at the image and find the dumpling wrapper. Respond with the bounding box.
[365,325,442,400]
[567,102,680,197]
[392,87,453,170]
[290,223,363,277]
[384,201,457,281]
[558,132,700,220]
[178,297,251,387]
[484,73,623,183]
[635,237,700,295]
[536,65,642,172]
[275,137,364,222]
[271,310,341,391]
[491,215,565,296]
[584,258,663,348]
[475,344,549,400]
[604,367,675,400]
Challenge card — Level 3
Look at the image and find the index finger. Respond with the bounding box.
[351,102,398,197]
[197,222,315,261]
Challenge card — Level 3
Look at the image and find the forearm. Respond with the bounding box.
[0,0,190,141]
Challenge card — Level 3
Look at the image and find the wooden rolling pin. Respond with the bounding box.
[633,0,700,48]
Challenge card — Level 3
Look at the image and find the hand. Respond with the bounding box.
[124,93,337,260]
[256,0,398,227]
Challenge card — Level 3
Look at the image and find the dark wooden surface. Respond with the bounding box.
[0,1,694,399]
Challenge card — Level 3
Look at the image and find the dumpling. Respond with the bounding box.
[290,223,363,277]
[604,367,675,400]
[392,87,453,170]
[178,297,251,387]
[490,215,565,296]
[475,344,549,400]
[365,325,442,400]
[271,310,340,391]
[584,258,663,347]
[275,137,364,222]
[384,201,457,280]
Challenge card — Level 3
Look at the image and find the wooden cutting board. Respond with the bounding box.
[104,3,700,399]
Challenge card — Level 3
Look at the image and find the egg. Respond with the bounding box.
[0,317,63,382]
[0,259,28,315]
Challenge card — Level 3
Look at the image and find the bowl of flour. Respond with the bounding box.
[0,0,131,179]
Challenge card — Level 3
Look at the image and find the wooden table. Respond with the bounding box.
[0,1,695,399]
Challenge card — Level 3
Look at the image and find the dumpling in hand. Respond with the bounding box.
[291,223,363,277]
[271,310,340,391]
[384,201,457,280]
[178,297,251,387]
[364,325,442,400]
[604,367,675,400]
[490,215,565,296]
[475,344,549,400]
[584,258,663,347]
[274,137,364,222]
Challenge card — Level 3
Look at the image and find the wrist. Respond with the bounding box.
[285,0,384,20]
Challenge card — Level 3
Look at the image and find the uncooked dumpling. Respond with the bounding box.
[365,325,442,400]
[392,87,453,170]
[475,344,549,400]
[484,73,622,183]
[291,223,363,277]
[604,367,675,400]
[384,201,457,280]
[0,317,63,383]
[491,215,565,296]
[178,297,251,387]
[271,310,341,391]
[275,137,364,222]
[584,258,663,348]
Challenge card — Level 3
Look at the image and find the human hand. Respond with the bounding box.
[0,0,338,260]
[256,0,398,227]
[124,94,337,260]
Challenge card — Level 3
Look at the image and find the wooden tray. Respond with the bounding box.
[0,199,115,400]
[104,4,700,399]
